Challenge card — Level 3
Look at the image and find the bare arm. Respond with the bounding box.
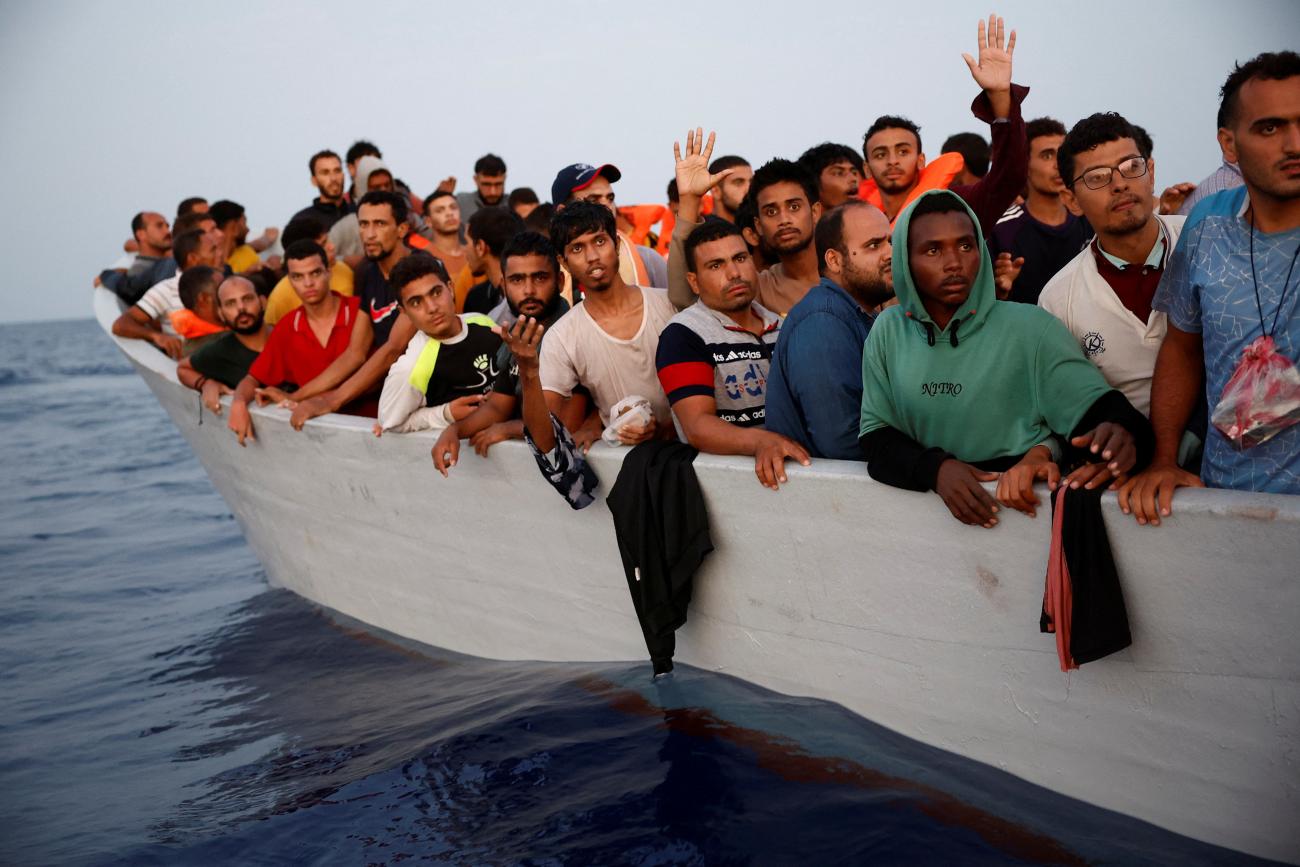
[113,305,181,359]
[1118,324,1206,524]
[228,374,260,446]
[289,312,374,402]
[290,314,408,429]
[668,128,732,310]
[673,395,810,488]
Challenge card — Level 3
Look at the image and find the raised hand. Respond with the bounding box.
[673,128,734,200]
[962,13,1015,95]
[994,252,1024,300]
[497,316,545,374]
[1159,182,1197,215]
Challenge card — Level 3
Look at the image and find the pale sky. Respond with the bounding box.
[0,0,1296,323]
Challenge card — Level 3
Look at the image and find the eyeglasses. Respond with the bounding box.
[1072,156,1148,190]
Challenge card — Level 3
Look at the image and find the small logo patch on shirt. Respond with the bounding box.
[1081,331,1106,358]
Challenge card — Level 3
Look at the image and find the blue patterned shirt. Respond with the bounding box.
[1153,207,1300,493]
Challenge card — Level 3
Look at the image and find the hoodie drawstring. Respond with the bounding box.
[949,317,962,348]
[923,322,935,346]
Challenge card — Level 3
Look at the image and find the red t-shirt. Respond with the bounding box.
[249,292,361,388]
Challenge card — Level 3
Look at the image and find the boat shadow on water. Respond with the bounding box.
[108,591,1274,867]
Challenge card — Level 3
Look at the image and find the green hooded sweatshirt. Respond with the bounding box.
[859,190,1113,463]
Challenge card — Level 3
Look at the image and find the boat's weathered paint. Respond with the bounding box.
[95,288,1300,863]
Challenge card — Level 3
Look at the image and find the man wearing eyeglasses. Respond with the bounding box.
[1036,112,1189,491]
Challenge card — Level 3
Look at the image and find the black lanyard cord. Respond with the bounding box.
[1248,211,1300,339]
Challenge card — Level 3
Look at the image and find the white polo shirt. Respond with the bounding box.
[1038,215,1185,417]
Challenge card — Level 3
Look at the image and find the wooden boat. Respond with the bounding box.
[94,287,1300,863]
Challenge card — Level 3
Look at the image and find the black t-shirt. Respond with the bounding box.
[356,258,404,348]
[289,198,355,231]
[189,332,260,388]
[989,207,1092,305]
[463,280,503,315]
[424,323,504,408]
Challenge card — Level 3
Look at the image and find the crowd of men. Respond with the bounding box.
[100,18,1300,529]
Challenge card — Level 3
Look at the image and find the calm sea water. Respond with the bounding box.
[0,319,1274,866]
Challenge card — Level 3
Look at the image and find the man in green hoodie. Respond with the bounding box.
[858,190,1154,527]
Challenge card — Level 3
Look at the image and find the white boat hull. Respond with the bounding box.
[95,288,1300,863]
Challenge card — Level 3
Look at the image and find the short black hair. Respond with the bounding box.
[172,229,206,269]
[508,187,539,209]
[178,265,222,311]
[390,251,450,299]
[466,206,525,257]
[284,239,328,269]
[523,203,555,237]
[172,211,212,238]
[423,189,455,213]
[797,142,863,180]
[864,116,922,157]
[309,149,340,174]
[733,195,757,232]
[208,199,244,229]
[176,197,207,218]
[814,201,875,276]
[357,189,409,226]
[1219,50,1300,129]
[666,178,679,203]
[1058,112,1151,186]
[709,154,750,174]
[131,211,147,236]
[749,158,818,210]
[941,132,990,178]
[282,214,328,249]
[684,220,744,271]
[474,153,507,175]
[501,231,561,279]
[906,193,975,247]
[346,140,381,166]
[549,200,617,250]
[1025,117,1067,144]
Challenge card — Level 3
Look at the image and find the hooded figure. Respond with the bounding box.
[859,189,1151,498]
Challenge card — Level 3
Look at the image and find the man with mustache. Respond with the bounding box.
[291,150,353,230]
[858,190,1152,528]
[178,275,271,414]
[376,253,502,434]
[764,201,894,460]
[1123,50,1300,523]
[541,201,677,450]
[654,221,809,489]
[432,232,571,474]
[1038,112,1187,489]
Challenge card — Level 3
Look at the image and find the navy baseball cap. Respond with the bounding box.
[551,163,622,205]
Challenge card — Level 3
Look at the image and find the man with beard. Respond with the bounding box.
[1123,51,1300,522]
[1039,113,1186,436]
[708,154,752,224]
[456,153,508,223]
[431,232,571,473]
[859,15,1028,237]
[99,211,173,304]
[541,202,677,448]
[291,150,353,229]
[667,134,821,315]
[764,201,894,460]
[989,117,1092,304]
[655,221,810,489]
[285,191,415,430]
[179,275,271,413]
[112,228,225,358]
[376,254,502,434]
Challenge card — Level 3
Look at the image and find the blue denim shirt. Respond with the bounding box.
[764,277,875,460]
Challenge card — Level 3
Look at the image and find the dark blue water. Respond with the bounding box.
[0,319,1277,866]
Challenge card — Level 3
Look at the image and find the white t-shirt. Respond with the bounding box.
[540,285,675,425]
[1038,215,1185,417]
[135,274,183,336]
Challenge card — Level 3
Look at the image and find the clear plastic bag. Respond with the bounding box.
[601,395,655,446]
[1211,335,1300,450]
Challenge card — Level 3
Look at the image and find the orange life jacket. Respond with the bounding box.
[169,309,226,339]
[857,152,966,224]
